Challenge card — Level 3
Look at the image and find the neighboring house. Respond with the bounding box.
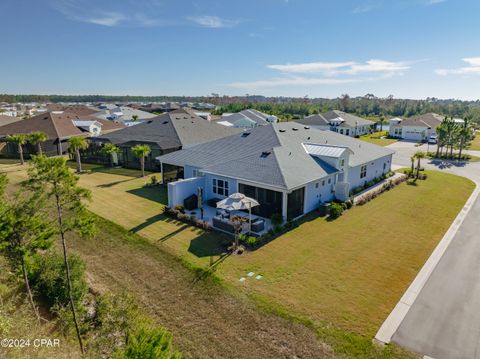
[88,108,241,170]
[0,115,23,127]
[157,123,394,221]
[93,106,156,124]
[296,110,375,137]
[389,113,444,141]
[0,111,124,157]
[218,109,278,129]
[46,104,98,116]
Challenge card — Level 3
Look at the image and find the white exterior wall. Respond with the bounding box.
[303,174,336,213]
[204,174,238,200]
[347,154,393,189]
[167,177,206,208]
[399,126,436,141]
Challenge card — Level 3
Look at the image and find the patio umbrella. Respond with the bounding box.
[216,193,260,234]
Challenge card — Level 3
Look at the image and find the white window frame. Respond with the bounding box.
[213,178,229,197]
[360,165,367,179]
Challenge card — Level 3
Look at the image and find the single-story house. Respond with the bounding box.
[0,111,124,158]
[87,108,241,170]
[296,110,375,137]
[218,109,278,129]
[92,106,157,125]
[0,114,23,127]
[157,123,394,221]
[389,113,444,141]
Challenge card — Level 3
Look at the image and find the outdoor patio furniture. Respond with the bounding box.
[207,198,222,208]
[250,218,265,233]
[212,216,236,234]
[184,194,198,210]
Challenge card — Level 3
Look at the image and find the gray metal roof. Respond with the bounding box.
[303,143,348,158]
[158,122,394,190]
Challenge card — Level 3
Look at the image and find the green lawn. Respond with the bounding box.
[470,133,480,151]
[63,165,474,337]
[359,131,397,146]
[1,162,473,358]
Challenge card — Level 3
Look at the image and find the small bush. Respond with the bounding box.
[329,203,344,219]
[270,213,283,228]
[345,200,353,209]
[174,205,185,213]
[28,251,87,309]
[150,175,158,185]
[246,236,258,247]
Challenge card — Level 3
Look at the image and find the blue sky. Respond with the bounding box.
[2,0,480,99]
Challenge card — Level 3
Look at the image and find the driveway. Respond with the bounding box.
[382,141,480,358]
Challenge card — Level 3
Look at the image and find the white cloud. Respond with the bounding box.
[426,0,447,5]
[229,77,360,90]
[435,57,480,75]
[187,15,240,28]
[83,11,126,26]
[352,3,378,14]
[267,59,410,76]
[229,59,411,90]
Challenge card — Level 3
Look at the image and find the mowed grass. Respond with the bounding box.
[1,160,474,351]
[359,131,398,146]
[68,164,474,337]
[470,133,480,150]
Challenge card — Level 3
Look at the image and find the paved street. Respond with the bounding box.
[383,141,480,359]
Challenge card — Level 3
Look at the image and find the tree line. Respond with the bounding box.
[0,156,180,358]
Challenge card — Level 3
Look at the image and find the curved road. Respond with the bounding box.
[384,141,480,359]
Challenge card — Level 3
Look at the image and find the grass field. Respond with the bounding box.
[359,131,398,146]
[1,160,473,358]
[470,133,480,151]
[60,165,474,336]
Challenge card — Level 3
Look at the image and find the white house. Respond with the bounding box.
[218,109,278,129]
[296,110,375,137]
[157,123,394,222]
[389,113,444,141]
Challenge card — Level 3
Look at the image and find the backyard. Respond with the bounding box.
[53,163,474,337]
[0,159,474,357]
[359,131,398,146]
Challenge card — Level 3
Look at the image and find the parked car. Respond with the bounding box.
[428,135,438,144]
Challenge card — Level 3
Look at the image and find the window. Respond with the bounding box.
[213,179,229,196]
[340,159,345,167]
[340,129,344,134]
[328,178,331,184]
[315,182,319,189]
[192,169,203,177]
[322,180,325,186]
[346,129,350,136]
[360,165,367,179]
[383,163,387,170]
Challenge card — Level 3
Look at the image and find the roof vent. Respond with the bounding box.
[304,126,310,129]
[147,121,153,124]
[260,151,271,158]
[241,132,251,137]
[292,127,298,131]
[279,129,286,132]
[307,136,311,140]
[163,121,168,124]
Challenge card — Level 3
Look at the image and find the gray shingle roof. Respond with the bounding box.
[158,122,394,190]
[298,110,374,128]
[397,112,444,128]
[221,109,274,127]
[95,108,240,149]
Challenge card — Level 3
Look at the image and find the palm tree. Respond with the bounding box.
[6,134,27,165]
[100,143,120,166]
[410,155,415,177]
[131,114,139,122]
[68,136,89,173]
[414,151,426,180]
[378,115,385,132]
[458,117,475,160]
[28,131,48,155]
[131,144,151,177]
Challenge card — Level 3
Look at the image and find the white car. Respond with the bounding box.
[428,135,438,144]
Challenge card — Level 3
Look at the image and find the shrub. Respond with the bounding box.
[28,251,87,309]
[328,203,344,219]
[238,234,248,244]
[117,326,181,359]
[345,200,353,209]
[246,236,258,247]
[270,213,283,228]
[150,175,158,185]
[174,205,185,213]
